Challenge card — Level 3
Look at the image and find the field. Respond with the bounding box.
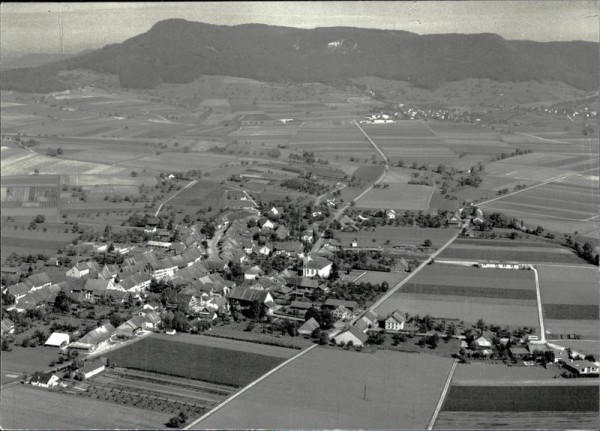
[1,229,79,261]
[355,183,433,210]
[375,264,540,328]
[438,239,586,264]
[195,348,454,429]
[335,227,456,248]
[434,411,599,429]
[0,385,170,430]
[1,345,62,380]
[351,270,406,286]
[537,266,599,321]
[104,333,294,387]
[442,385,599,412]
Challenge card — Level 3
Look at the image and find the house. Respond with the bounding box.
[333,320,370,347]
[99,264,120,281]
[144,217,160,233]
[297,317,320,336]
[509,345,531,359]
[339,215,359,232]
[84,279,118,296]
[385,310,406,332]
[244,266,264,281]
[332,305,351,320]
[5,282,31,301]
[80,359,106,379]
[289,301,314,316]
[12,284,62,312]
[147,240,172,249]
[69,323,116,352]
[448,210,462,226]
[261,219,275,230]
[561,360,599,376]
[118,273,152,293]
[323,299,358,313]
[1,318,15,335]
[474,336,492,349]
[273,241,303,257]
[1,266,21,280]
[268,206,284,217]
[256,245,271,256]
[66,261,101,278]
[30,372,59,388]
[115,314,151,338]
[44,332,70,348]
[228,286,274,307]
[27,272,52,290]
[303,256,333,278]
[386,209,396,219]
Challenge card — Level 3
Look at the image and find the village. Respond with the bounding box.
[2,187,597,412]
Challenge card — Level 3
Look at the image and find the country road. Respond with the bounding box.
[154,180,198,217]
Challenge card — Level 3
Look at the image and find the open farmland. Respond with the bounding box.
[356,183,433,210]
[335,227,456,248]
[104,333,294,387]
[438,238,586,264]
[0,385,170,430]
[1,230,79,261]
[195,348,454,429]
[434,411,599,430]
[375,264,540,327]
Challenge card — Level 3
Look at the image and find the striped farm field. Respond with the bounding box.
[362,121,437,138]
[438,241,585,264]
[356,184,432,210]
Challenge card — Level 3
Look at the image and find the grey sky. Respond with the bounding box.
[1,1,598,56]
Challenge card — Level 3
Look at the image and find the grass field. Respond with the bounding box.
[545,319,599,339]
[442,385,599,412]
[352,270,406,286]
[1,345,62,376]
[438,242,585,264]
[196,348,454,429]
[356,183,433,210]
[104,333,293,387]
[0,385,170,429]
[335,227,456,248]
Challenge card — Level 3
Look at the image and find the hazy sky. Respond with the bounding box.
[1,1,598,56]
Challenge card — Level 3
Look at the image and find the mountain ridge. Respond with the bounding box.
[2,19,597,93]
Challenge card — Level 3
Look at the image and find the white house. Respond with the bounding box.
[261,219,275,230]
[303,256,333,278]
[561,360,599,376]
[81,359,106,379]
[30,372,60,388]
[386,209,396,219]
[384,310,405,332]
[333,320,370,347]
[66,261,100,278]
[257,245,271,256]
[474,336,492,349]
[268,207,283,217]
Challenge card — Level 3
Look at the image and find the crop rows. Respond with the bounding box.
[402,283,536,300]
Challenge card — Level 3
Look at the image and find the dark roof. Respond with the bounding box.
[323,298,358,311]
[81,359,105,374]
[84,279,112,291]
[1,318,15,332]
[70,323,115,348]
[298,278,319,289]
[305,257,332,270]
[298,317,320,334]
[146,217,160,225]
[7,282,32,297]
[28,272,51,287]
[31,371,56,385]
[228,286,270,303]
[290,300,314,310]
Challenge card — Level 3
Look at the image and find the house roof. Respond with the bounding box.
[387,310,406,323]
[31,371,57,385]
[298,277,319,289]
[81,359,105,374]
[509,346,530,355]
[305,257,332,270]
[70,323,115,348]
[298,317,320,334]
[44,332,70,347]
[85,279,112,291]
[7,282,32,297]
[28,272,51,287]
[273,241,303,253]
[348,325,370,343]
[290,300,314,310]
[228,286,271,303]
[1,318,15,332]
[324,298,358,311]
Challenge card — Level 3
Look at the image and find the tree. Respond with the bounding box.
[304,307,321,323]
[53,290,71,313]
[426,333,440,349]
[423,239,432,247]
[1,338,12,352]
[109,313,125,328]
[34,214,46,224]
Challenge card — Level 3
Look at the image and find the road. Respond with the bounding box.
[527,264,547,344]
[206,226,226,260]
[427,359,458,430]
[154,179,198,217]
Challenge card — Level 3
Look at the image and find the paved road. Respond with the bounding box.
[527,264,547,344]
[427,359,458,430]
[206,226,226,260]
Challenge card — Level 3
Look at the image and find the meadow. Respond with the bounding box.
[196,348,454,429]
[105,333,293,387]
[355,183,433,210]
[335,227,456,248]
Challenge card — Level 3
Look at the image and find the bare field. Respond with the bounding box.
[195,348,454,429]
[438,242,585,264]
[434,411,599,430]
[0,385,170,430]
[356,184,433,210]
[537,266,599,306]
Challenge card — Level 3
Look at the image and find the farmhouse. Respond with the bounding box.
[30,372,59,388]
[80,359,106,379]
[332,305,351,320]
[147,240,172,249]
[27,272,52,290]
[99,264,120,281]
[297,318,320,336]
[1,318,15,335]
[261,219,275,230]
[115,314,153,338]
[44,332,70,348]
[6,282,31,301]
[474,336,493,349]
[289,301,314,316]
[69,323,116,352]
[12,284,62,312]
[386,209,396,220]
[509,345,532,360]
[273,241,304,257]
[118,273,152,292]
[228,286,274,307]
[144,217,160,233]
[244,265,265,280]
[66,261,101,278]
[561,360,599,376]
[303,255,333,278]
[268,206,284,217]
[333,320,370,347]
[323,299,358,313]
[384,310,406,332]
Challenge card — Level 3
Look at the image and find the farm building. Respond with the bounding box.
[44,332,70,348]
[66,261,101,278]
[244,266,265,280]
[273,241,304,257]
[333,320,370,347]
[240,112,278,126]
[561,360,599,376]
[147,240,172,249]
[332,305,351,320]
[118,273,152,292]
[261,219,275,230]
[360,310,379,328]
[80,359,106,379]
[474,336,493,349]
[303,255,333,278]
[11,283,63,312]
[228,286,274,307]
[289,301,314,316]
[509,345,532,359]
[268,206,284,217]
[1,318,15,335]
[99,264,120,281]
[30,372,59,388]
[5,282,31,301]
[27,272,52,290]
[69,323,116,352]
[384,310,406,332]
[297,318,320,336]
[1,267,21,280]
[323,299,358,313]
